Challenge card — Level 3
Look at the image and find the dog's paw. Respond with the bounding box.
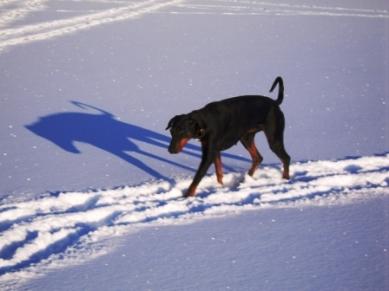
[216,176,224,186]
[248,167,257,177]
[184,187,197,198]
[282,172,290,179]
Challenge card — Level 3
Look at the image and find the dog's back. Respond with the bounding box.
[193,95,279,149]
[198,76,284,136]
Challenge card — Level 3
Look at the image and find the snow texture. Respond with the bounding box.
[0,0,388,290]
[1,0,388,197]
[0,154,389,288]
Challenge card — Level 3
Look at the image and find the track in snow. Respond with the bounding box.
[162,0,389,18]
[1,0,388,53]
[0,0,184,52]
[0,153,388,285]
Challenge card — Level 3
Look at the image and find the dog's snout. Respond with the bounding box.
[168,143,179,154]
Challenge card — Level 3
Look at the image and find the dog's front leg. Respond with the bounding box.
[185,142,216,197]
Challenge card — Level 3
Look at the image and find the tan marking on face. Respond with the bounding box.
[178,137,190,152]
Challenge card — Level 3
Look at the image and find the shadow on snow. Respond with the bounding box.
[25,101,249,182]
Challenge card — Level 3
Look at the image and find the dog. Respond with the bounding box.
[166,76,290,197]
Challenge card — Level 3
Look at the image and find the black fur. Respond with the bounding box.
[166,76,290,197]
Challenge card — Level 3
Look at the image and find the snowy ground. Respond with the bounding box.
[22,196,389,291]
[0,154,389,289]
[0,0,388,290]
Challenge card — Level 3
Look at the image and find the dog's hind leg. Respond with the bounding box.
[214,151,224,185]
[241,132,263,176]
[268,138,290,179]
[265,108,291,179]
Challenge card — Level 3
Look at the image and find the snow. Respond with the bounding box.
[1,154,388,289]
[0,0,388,290]
[23,198,389,291]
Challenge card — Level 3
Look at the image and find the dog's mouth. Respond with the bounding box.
[169,138,190,154]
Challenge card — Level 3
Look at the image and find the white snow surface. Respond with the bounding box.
[1,0,389,290]
[0,154,388,289]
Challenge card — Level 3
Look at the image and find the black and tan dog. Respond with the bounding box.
[166,76,290,197]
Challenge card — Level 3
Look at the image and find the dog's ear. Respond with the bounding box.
[166,115,183,130]
[165,116,176,130]
[165,117,174,130]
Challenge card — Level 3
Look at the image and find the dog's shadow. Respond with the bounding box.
[25,101,248,181]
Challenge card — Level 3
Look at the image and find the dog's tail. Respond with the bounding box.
[269,76,284,105]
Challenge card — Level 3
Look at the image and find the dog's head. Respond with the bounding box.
[166,113,205,154]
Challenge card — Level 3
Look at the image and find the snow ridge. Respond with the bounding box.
[164,0,389,18]
[0,0,48,28]
[1,0,388,53]
[0,154,388,286]
[0,0,183,53]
